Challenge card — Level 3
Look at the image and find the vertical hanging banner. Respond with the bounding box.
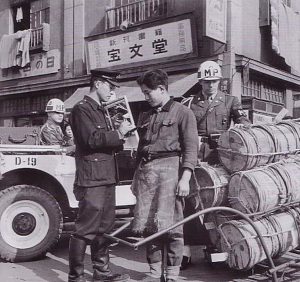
[87,19,193,69]
[205,0,227,43]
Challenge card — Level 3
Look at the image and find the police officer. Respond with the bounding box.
[68,69,133,282]
[40,98,73,146]
[181,60,251,269]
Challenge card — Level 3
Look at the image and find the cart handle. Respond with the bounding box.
[104,206,278,282]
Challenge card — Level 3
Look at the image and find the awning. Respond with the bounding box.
[64,86,144,110]
[64,73,198,110]
[168,73,198,97]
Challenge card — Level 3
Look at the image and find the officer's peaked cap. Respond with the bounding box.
[90,68,120,87]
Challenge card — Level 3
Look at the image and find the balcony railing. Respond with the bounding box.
[105,0,168,30]
[30,26,43,50]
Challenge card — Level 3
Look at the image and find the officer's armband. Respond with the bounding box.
[232,108,247,118]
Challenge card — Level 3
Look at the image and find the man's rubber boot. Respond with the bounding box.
[68,236,87,282]
[91,238,129,282]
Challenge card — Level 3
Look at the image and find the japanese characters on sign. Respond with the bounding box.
[205,0,227,43]
[0,49,60,81]
[87,19,193,69]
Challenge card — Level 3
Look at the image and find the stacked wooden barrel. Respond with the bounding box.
[198,119,300,270]
[228,160,300,213]
[220,207,300,270]
[189,163,229,210]
[218,120,300,173]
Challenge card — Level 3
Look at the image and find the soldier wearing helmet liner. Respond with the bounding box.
[181,61,251,269]
[185,60,251,164]
[40,98,73,146]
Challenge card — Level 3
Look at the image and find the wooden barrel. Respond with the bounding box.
[218,120,300,173]
[218,126,275,173]
[228,159,300,213]
[203,211,237,251]
[258,122,299,162]
[219,208,300,270]
[279,120,300,145]
[189,164,230,210]
[271,161,300,202]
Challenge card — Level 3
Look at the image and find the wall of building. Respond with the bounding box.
[241,0,261,59]
[0,0,299,123]
[83,0,225,75]
[64,0,85,78]
[0,0,65,88]
[85,0,106,37]
[0,0,12,35]
[227,0,300,118]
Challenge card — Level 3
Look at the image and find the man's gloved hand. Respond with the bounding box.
[118,120,135,137]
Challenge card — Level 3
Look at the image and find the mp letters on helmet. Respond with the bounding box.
[46,99,65,113]
[204,67,219,78]
[198,61,222,80]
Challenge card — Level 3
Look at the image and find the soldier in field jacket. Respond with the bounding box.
[180,61,251,270]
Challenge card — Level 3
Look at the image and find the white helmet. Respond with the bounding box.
[45,98,65,113]
[198,61,222,81]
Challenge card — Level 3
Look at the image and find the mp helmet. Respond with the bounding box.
[45,98,65,113]
[198,61,222,81]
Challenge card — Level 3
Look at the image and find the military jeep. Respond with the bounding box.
[0,127,136,262]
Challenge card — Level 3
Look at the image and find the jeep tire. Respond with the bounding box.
[0,185,63,262]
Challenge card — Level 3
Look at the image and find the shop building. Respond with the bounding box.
[0,0,300,126]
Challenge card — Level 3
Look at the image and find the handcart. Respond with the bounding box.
[104,206,294,282]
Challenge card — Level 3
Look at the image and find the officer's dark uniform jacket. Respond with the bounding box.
[183,90,250,164]
[69,95,124,187]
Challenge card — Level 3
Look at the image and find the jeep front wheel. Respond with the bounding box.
[0,185,63,262]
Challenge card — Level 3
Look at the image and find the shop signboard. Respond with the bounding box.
[87,19,193,69]
[205,0,227,43]
[0,49,60,81]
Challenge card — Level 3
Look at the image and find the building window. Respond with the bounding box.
[11,0,50,50]
[12,0,49,31]
[105,0,168,30]
[263,84,284,104]
[242,80,262,99]
[30,0,50,29]
[242,79,284,105]
[294,94,300,101]
[282,0,291,7]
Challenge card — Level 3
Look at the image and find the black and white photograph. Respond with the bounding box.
[1,0,300,282]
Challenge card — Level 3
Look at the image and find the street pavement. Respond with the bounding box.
[1,232,300,282]
[0,233,251,282]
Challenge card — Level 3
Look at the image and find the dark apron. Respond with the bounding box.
[131,156,183,235]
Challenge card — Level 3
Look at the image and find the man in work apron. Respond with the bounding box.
[131,69,198,282]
